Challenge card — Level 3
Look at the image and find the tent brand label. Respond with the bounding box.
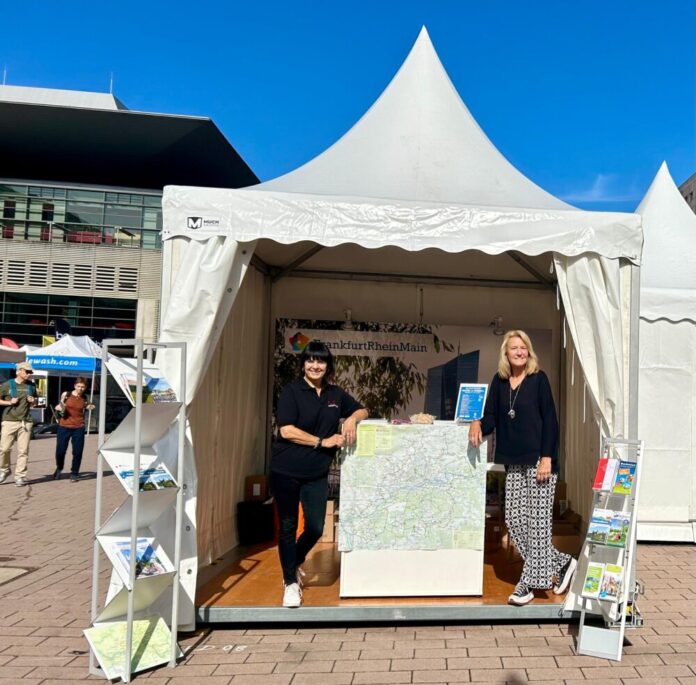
[186,216,221,230]
[285,329,434,358]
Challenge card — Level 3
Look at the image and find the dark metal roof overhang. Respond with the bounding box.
[0,101,259,190]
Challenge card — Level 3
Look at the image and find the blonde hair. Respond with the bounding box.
[497,329,540,379]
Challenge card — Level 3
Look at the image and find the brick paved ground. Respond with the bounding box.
[0,435,694,683]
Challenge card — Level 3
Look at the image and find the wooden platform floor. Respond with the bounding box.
[197,531,582,609]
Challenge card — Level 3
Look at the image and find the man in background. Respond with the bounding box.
[0,361,36,486]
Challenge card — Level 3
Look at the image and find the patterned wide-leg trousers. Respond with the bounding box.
[505,464,570,589]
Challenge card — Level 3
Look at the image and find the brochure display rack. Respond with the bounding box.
[87,339,186,682]
[572,437,644,662]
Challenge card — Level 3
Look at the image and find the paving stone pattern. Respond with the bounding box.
[0,435,694,683]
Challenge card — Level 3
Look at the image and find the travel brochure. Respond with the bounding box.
[581,562,624,603]
[592,457,636,495]
[112,537,169,579]
[84,616,180,680]
[115,462,177,492]
[105,357,178,406]
[587,507,631,547]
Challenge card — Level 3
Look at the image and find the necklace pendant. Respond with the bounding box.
[508,409,516,419]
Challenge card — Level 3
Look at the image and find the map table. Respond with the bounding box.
[338,420,486,597]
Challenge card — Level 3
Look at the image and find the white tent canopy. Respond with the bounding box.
[158,27,643,625]
[636,162,696,541]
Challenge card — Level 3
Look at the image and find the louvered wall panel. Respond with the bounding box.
[0,241,162,300]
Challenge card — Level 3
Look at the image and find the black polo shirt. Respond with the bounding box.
[271,378,364,479]
[480,370,560,473]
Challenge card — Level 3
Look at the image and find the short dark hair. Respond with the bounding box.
[299,340,334,379]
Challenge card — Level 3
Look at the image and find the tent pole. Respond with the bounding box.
[506,251,556,287]
[270,244,324,283]
[628,262,640,439]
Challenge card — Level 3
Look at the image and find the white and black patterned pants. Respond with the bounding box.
[505,464,570,589]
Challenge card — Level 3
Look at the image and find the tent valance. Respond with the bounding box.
[162,187,642,262]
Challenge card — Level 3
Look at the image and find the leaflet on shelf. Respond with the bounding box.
[586,507,630,548]
[112,537,169,579]
[612,461,636,496]
[598,564,624,603]
[592,458,620,492]
[115,463,177,492]
[581,562,605,600]
[581,561,624,603]
[586,508,612,544]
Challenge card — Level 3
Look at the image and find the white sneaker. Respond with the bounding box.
[283,582,302,608]
[0,472,8,484]
[14,477,28,487]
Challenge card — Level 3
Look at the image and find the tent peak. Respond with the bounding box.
[258,25,570,210]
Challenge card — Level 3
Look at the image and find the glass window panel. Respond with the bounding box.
[65,201,104,225]
[3,201,16,219]
[0,184,27,196]
[141,230,161,249]
[104,204,142,229]
[42,203,54,222]
[143,195,162,207]
[142,208,162,230]
[67,189,104,202]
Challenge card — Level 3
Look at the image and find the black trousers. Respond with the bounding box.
[270,471,328,585]
[55,426,85,475]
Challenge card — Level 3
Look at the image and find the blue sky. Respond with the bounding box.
[2,1,694,211]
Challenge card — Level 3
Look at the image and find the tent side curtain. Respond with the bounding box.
[158,236,257,403]
[554,254,625,438]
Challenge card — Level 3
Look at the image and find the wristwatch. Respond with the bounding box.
[314,436,322,449]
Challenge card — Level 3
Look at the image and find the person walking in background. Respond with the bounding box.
[0,361,37,487]
[53,377,94,482]
[469,330,577,606]
[272,340,368,608]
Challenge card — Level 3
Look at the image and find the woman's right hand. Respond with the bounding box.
[469,421,483,448]
[321,434,345,449]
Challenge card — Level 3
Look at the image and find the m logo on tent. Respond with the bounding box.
[187,217,203,229]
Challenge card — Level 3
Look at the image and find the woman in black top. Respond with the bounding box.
[272,340,368,607]
[469,330,576,605]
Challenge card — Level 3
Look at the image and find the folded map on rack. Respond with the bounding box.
[598,563,624,602]
[581,562,605,600]
[612,461,636,496]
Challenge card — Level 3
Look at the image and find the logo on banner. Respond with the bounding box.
[186,216,221,230]
[289,331,310,351]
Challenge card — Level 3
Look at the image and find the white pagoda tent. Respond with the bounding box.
[157,28,643,625]
[636,162,696,542]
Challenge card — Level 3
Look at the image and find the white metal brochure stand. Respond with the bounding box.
[575,437,644,662]
[87,339,187,682]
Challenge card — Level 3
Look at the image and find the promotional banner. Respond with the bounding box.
[275,319,553,421]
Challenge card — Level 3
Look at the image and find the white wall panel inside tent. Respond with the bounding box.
[157,28,644,625]
[636,163,696,542]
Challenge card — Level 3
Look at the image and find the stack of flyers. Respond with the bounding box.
[607,512,631,547]
[593,458,620,491]
[582,562,605,599]
[586,508,613,544]
[598,564,624,602]
[612,461,636,496]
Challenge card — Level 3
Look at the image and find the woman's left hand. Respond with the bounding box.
[536,456,552,483]
[342,417,358,445]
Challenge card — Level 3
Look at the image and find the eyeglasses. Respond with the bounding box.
[22,369,34,374]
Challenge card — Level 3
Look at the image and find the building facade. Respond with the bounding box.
[679,171,696,213]
[0,85,257,347]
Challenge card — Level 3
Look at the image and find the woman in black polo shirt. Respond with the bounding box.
[272,340,368,608]
[469,330,577,606]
